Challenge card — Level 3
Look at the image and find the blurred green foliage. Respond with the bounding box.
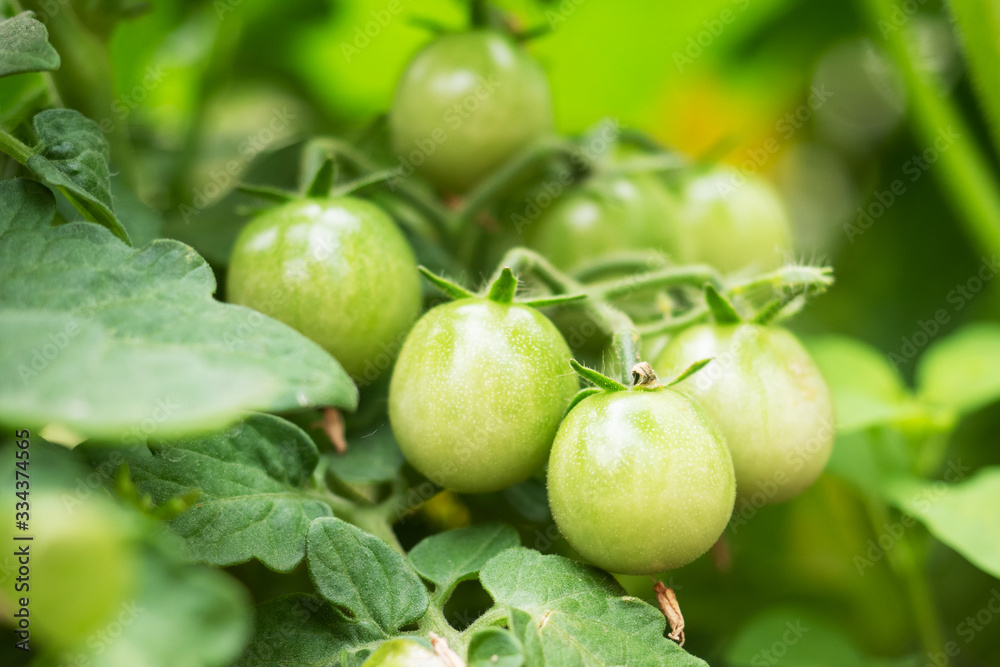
[3,0,1000,665]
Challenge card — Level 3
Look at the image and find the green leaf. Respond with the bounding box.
[724,608,869,667]
[916,323,1000,415]
[467,628,524,667]
[235,594,381,667]
[0,12,60,78]
[805,335,915,433]
[0,177,54,232]
[25,109,131,243]
[569,359,626,392]
[0,179,357,441]
[307,517,429,637]
[89,555,252,667]
[329,422,405,484]
[408,524,520,593]
[883,468,1000,579]
[479,548,708,666]
[949,1,1000,163]
[112,176,163,246]
[83,414,332,572]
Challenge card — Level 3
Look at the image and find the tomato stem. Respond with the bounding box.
[726,264,834,297]
[300,136,455,242]
[496,247,642,383]
[587,264,723,300]
[635,306,709,337]
[451,136,580,229]
[572,251,672,282]
[0,128,34,166]
[857,0,1000,260]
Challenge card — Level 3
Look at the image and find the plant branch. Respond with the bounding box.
[450,136,579,227]
[309,137,454,241]
[495,247,640,383]
[587,264,722,300]
[572,251,671,282]
[726,265,833,297]
[636,306,709,337]
[857,0,1000,258]
[0,128,34,165]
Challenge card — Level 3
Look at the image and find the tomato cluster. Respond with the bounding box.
[226,27,832,576]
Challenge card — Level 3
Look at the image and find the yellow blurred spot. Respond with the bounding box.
[420,490,471,531]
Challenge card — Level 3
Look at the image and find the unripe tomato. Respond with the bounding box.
[526,172,680,271]
[227,197,421,381]
[655,323,834,504]
[0,495,137,649]
[675,168,792,274]
[547,389,735,574]
[389,31,553,193]
[389,298,577,493]
[362,639,444,666]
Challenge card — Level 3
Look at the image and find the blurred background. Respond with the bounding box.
[3,0,1000,665]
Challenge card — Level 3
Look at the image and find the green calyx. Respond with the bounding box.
[704,283,742,324]
[566,357,714,412]
[418,265,587,308]
[487,267,518,303]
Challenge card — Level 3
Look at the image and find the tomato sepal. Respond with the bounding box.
[565,387,602,415]
[568,359,626,392]
[417,266,475,300]
[704,283,742,324]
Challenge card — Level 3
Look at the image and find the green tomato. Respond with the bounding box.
[227,197,421,381]
[362,639,444,667]
[547,389,735,574]
[389,298,577,493]
[525,172,680,272]
[675,167,792,273]
[655,323,834,504]
[0,495,137,649]
[389,31,553,193]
